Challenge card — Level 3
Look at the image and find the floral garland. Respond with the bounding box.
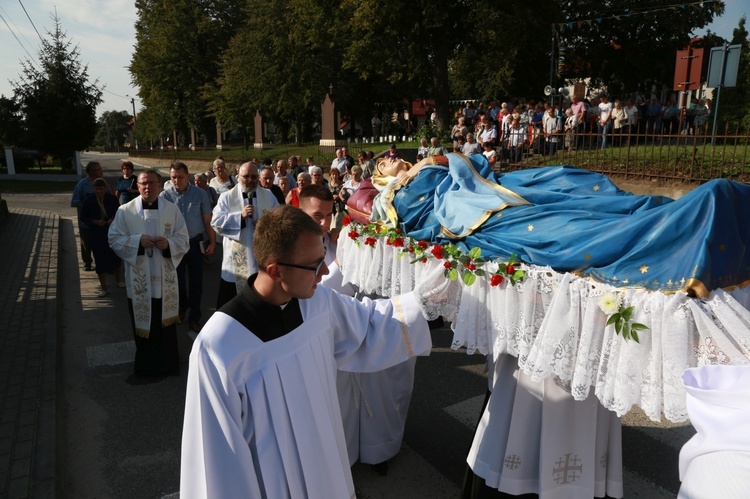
[343,216,525,287]
[344,216,647,343]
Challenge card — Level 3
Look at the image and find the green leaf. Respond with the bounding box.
[632,330,640,343]
[397,251,406,259]
[474,269,486,277]
[607,314,620,326]
[621,306,634,322]
[448,268,458,281]
[508,253,518,265]
[469,247,482,260]
[631,323,649,331]
[498,263,507,273]
[474,257,486,265]
[462,271,476,286]
[458,255,471,265]
[513,270,525,280]
[622,322,630,339]
[615,319,622,334]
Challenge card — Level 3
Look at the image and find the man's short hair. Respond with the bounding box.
[254,205,323,268]
[309,166,323,176]
[139,168,162,182]
[85,161,100,174]
[194,173,207,181]
[299,184,333,203]
[259,166,274,176]
[93,178,108,188]
[171,161,189,174]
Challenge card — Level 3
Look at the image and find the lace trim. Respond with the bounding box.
[338,234,750,423]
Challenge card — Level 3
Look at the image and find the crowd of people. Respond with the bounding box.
[439,94,714,165]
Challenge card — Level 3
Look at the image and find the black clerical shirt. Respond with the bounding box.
[220,274,303,342]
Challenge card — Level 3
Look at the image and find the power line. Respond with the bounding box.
[0,5,39,59]
[102,87,133,100]
[0,11,41,68]
[17,0,43,43]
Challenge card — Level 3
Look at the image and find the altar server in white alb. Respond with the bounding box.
[298,185,417,473]
[108,169,190,377]
[210,161,278,309]
[180,204,457,498]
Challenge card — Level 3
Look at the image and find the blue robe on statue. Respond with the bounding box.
[391,153,750,297]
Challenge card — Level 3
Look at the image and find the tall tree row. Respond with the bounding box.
[129,0,727,145]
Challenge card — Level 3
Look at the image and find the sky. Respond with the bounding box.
[0,0,748,117]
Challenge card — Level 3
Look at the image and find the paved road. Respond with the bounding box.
[2,152,693,497]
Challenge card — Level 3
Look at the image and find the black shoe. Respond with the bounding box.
[370,461,389,476]
[84,264,93,271]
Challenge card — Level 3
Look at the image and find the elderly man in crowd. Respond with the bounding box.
[259,165,286,205]
[211,161,279,309]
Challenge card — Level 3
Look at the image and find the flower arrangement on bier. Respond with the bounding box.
[597,292,649,343]
[343,217,525,287]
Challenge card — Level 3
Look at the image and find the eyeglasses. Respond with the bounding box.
[277,248,326,274]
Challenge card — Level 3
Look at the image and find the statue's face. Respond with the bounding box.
[379,157,408,177]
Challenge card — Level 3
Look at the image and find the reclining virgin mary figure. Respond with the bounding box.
[360,152,750,298]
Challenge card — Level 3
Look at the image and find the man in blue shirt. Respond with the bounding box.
[71,161,106,271]
[160,162,216,333]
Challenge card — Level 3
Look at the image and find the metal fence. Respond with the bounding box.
[502,124,750,183]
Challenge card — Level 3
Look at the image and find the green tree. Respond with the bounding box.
[94,110,134,150]
[0,96,24,147]
[209,0,343,145]
[340,0,463,128]
[711,16,749,130]
[11,14,102,166]
[130,0,245,147]
[555,0,724,95]
[450,0,561,102]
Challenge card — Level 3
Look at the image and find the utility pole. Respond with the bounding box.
[130,97,138,150]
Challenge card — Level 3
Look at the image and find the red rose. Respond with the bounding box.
[490,274,504,287]
[408,246,415,253]
[393,237,404,248]
[395,228,402,234]
[417,241,429,249]
[506,264,516,275]
[348,230,359,240]
[365,237,377,246]
[431,245,444,259]
[342,216,352,227]
[385,238,392,246]
[443,261,452,269]
[421,257,428,263]
[467,263,476,271]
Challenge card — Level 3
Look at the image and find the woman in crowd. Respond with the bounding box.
[286,172,312,207]
[116,161,138,205]
[309,166,327,186]
[341,165,363,202]
[327,166,347,230]
[482,141,497,167]
[277,176,291,198]
[383,143,400,160]
[611,99,629,146]
[417,138,430,158]
[80,178,123,297]
[209,158,236,194]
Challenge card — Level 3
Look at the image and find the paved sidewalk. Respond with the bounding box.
[0,208,60,498]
